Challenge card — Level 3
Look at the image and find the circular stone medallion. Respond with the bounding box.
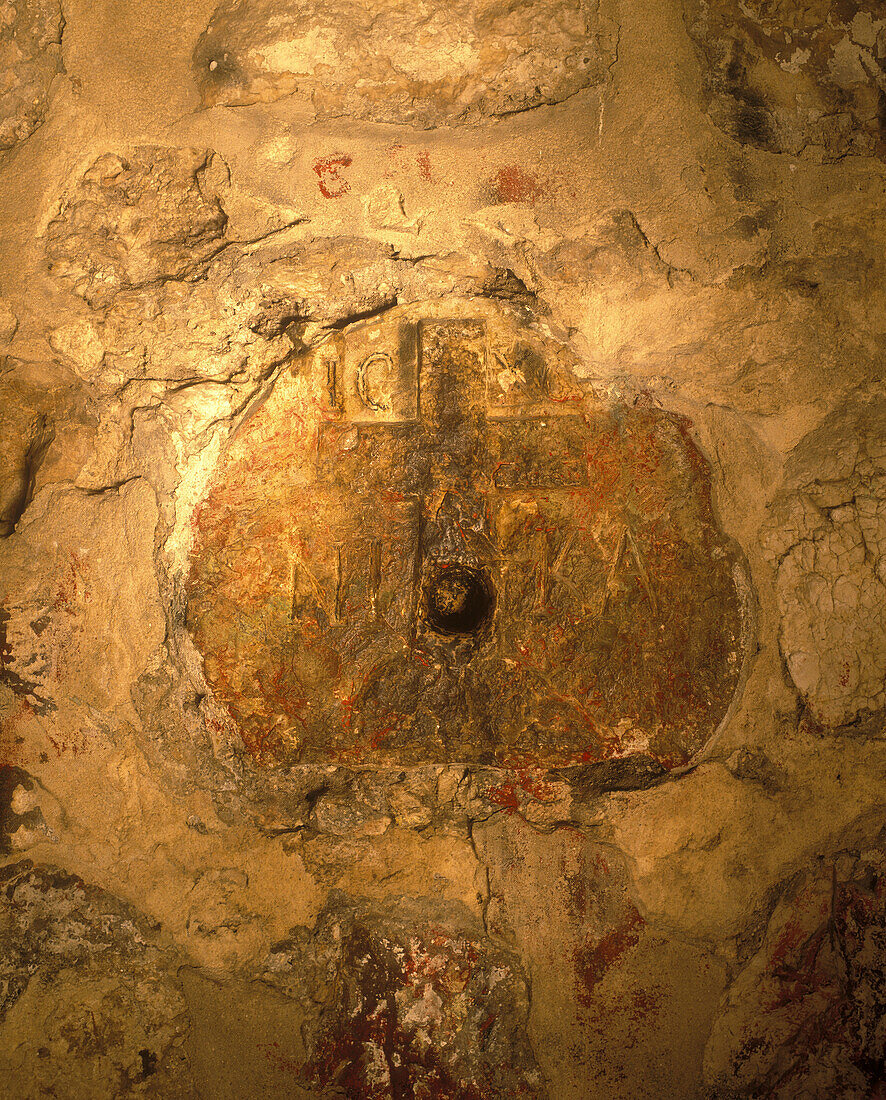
[186,305,747,770]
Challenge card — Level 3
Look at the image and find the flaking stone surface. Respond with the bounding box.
[0,861,196,1099]
[193,0,617,127]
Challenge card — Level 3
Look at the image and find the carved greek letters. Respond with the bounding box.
[356,353,394,412]
[186,307,747,769]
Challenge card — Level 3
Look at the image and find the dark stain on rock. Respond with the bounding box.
[730,86,773,149]
[0,765,37,853]
[685,0,886,161]
[138,1049,158,1078]
[262,893,548,1098]
[877,88,886,142]
[556,755,667,798]
[192,38,247,103]
[0,607,55,717]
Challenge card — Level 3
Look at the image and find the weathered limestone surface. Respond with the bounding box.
[46,149,228,308]
[0,479,165,714]
[0,0,64,152]
[194,0,617,126]
[762,395,886,726]
[0,861,196,1098]
[475,816,728,1100]
[0,0,882,1096]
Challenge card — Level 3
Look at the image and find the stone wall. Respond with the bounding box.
[0,1,885,1097]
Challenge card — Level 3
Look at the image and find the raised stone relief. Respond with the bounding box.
[193,0,617,127]
[0,0,883,1095]
[186,304,748,771]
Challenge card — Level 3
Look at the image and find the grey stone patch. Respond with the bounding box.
[193,0,617,127]
[761,394,886,727]
[725,748,782,794]
[217,236,537,343]
[0,0,64,153]
[0,860,197,1098]
[262,891,548,1098]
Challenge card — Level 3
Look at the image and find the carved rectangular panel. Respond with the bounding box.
[323,321,419,424]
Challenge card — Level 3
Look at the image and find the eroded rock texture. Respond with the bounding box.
[685,0,886,159]
[762,396,886,726]
[46,149,228,309]
[0,861,195,1098]
[0,0,63,153]
[0,382,52,537]
[194,0,616,126]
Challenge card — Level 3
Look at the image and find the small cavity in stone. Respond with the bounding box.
[424,565,494,636]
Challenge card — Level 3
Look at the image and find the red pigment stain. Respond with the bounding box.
[769,916,811,970]
[491,166,543,204]
[383,142,406,180]
[484,781,521,814]
[47,727,91,759]
[483,761,567,814]
[313,154,352,198]
[416,150,432,181]
[258,1041,300,1076]
[627,985,661,1024]
[574,908,645,1007]
[384,143,433,183]
[54,552,91,614]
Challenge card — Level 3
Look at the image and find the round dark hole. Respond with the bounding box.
[425,565,494,635]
